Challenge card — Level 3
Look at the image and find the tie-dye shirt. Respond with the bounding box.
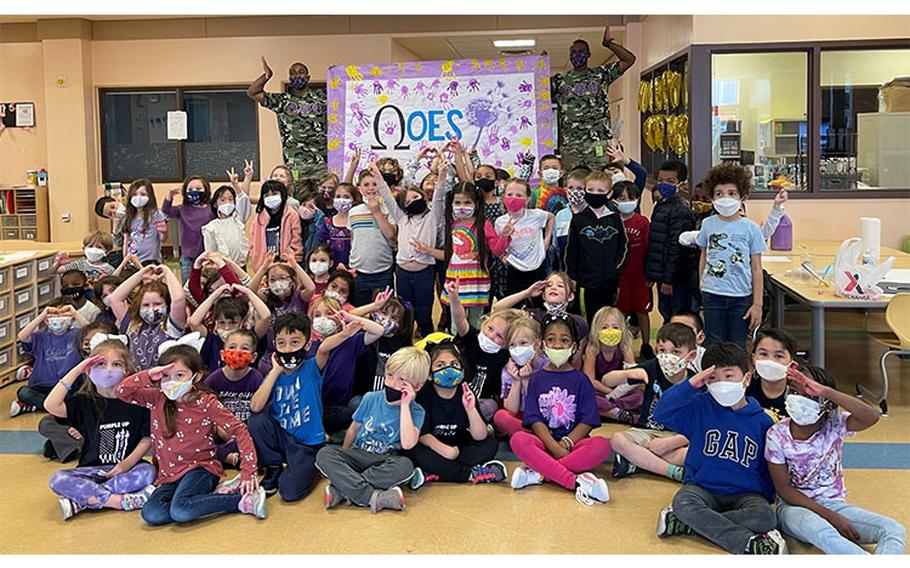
[764,412,854,501]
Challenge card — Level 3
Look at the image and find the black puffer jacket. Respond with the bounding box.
[645,194,696,285]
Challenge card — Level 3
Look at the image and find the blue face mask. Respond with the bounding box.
[657,182,677,199]
[186,191,204,205]
[570,52,590,68]
[289,76,309,90]
[432,365,464,388]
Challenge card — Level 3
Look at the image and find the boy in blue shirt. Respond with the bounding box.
[247,312,351,502]
[695,164,766,350]
[653,342,786,554]
[316,346,428,514]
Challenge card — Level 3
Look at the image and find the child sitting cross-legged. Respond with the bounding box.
[654,342,785,554]
[509,313,612,506]
[582,306,640,424]
[608,322,697,481]
[493,314,548,437]
[315,346,429,514]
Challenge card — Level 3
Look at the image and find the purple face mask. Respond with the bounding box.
[89,366,126,389]
[570,52,590,67]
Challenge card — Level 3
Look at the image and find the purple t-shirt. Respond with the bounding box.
[318,332,367,407]
[316,217,351,266]
[21,328,82,388]
[595,348,624,377]
[161,199,214,258]
[204,367,264,423]
[522,368,601,439]
[500,355,549,405]
[200,333,224,371]
[765,412,853,502]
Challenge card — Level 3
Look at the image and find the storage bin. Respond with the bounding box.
[0,266,9,293]
[0,293,11,320]
[12,260,33,288]
[35,255,55,279]
[13,286,35,314]
[0,318,12,346]
[36,280,56,306]
[3,228,19,240]
[0,344,12,372]
[1,215,18,227]
[14,309,36,336]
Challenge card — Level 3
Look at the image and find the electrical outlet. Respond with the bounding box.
[61,213,71,223]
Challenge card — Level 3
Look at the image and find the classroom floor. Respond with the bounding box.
[1,307,908,554]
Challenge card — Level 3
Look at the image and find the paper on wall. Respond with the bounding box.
[167,110,187,140]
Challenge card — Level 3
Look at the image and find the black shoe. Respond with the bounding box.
[612,453,639,479]
[43,440,57,459]
[639,343,656,361]
[260,465,283,497]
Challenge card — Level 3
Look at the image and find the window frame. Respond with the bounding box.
[99,85,261,184]
[689,38,910,200]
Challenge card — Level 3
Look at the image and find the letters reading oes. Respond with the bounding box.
[371,104,464,150]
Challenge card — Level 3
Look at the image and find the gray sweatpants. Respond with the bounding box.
[315,446,414,507]
[38,415,83,463]
[673,483,777,554]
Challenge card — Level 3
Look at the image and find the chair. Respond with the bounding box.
[858,293,910,416]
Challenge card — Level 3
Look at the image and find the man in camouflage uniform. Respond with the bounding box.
[247,57,327,191]
[551,19,637,172]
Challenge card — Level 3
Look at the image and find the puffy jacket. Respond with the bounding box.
[645,194,695,285]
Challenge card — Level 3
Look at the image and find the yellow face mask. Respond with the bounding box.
[598,327,623,347]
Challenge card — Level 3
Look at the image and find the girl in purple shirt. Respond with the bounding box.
[582,306,642,424]
[162,176,215,283]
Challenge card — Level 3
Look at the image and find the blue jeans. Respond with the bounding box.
[395,265,436,337]
[702,291,752,351]
[657,281,692,324]
[179,256,194,284]
[353,268,394,308]
[778,499,906,554]
[140,466,241,526]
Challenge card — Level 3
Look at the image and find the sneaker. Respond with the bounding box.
[58,497,84,521]
[409,467,426,491]
[238,486,268,519]
[43,440,57,460]
[657,506,694,537]
[369,486,405,514]
[746,529,788,555]
[120,485,155,511]
[324,483,346,509]
[470,460,508,484]
[510,465,544,490]
[9,399,37,418]
[260,465,283,497]
[215,473,242,495]
[15,365,32,383]
[612,453,639,479]
[574,472,609,505]
[640,343,656,361]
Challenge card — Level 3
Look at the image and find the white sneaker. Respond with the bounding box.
[238,486,267,519]
[9,400,37,418]
[510,465,544,490]
[575,472,609,505]
[58,497,83,521]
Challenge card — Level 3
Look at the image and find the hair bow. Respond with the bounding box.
[89,333,129,351]
[157,331,205,357]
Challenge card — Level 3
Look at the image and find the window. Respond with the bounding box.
[820,48,910,191]
[711,52,808,192]
[101,87,259,183]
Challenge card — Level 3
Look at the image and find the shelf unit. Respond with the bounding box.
[0,251,58,388]
[0,185,50,242]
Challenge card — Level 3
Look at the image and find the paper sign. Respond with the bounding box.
[167,110,187,140]
[15,103,35,127]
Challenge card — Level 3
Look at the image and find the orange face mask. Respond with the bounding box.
[222,349,253,370]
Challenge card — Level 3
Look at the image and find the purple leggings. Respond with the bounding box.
[49,462,157,509]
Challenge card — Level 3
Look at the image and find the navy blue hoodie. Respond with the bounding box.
[653,379,775,501]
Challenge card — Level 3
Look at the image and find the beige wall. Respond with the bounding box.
[0,43,47,185]
[640,15,693,70]
[693,15,910,44]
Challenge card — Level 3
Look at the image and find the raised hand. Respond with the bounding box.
[689,365,716,389]
[168,187,180,199]
[444,276,461,302]
[606,143,627,165]
[261,56,273,79]
[226,167,240,185]
[461,381,476,410]
[147,363,176,382]
[526,279,548,298]
[773,189,788,210]
[350,147,362,167]
[373,286,393,308]
[786,366,825,397]
[243,159,254,179]
[500,216,518,237]
[79,354,108,373]
[399,379,416,405]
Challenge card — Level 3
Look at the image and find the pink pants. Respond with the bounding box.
[509,431,611,490]
[493,409,527,436]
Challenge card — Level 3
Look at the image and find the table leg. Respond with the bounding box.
[773,285,785,329]
[810,306,825,367]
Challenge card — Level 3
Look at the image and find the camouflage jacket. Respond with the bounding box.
[261,90,328,169]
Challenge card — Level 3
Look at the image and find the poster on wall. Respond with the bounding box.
[326,56,554,177]
[1,102,36,128]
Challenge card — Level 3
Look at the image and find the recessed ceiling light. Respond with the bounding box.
[492,39,536,48]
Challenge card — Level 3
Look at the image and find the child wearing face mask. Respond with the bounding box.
[766,365,905,554]
[496,178,555,298]
[316,182,358,267]
[607,323,697,482]
[315,346,428,513]
[163,176,215,282]
[11,301,88,417]
[315,270,356,312]
[248,313,347,501]
[203,329,264,470]
[57,231,115,286]
[566,171,628,323]
[93,194,127,268]
[297,188,326,258]
[185,251,251,310]
[305,244,335,296]
[749,328,799,422]
[108,264,186,370]
[202,185,251,266]
[117,345,266,524]
[60,269,101,324]
[611,181,653,357]
[670,310,706,372]
[91,276,123,326]
[654,342,784,555]
[582,306,639,424]
[188,284,271,371]
[347,169,396,307]
[250,180,303,272]
[494,315,548,436]
[473,164,508,300]
[353,297,415,399]
[553,168,591,268]
[696,164,766,351]
[44,338,156,520]
[509,314,612,506]
[267,165,301,210]
[407,342,506,488]
[251,253,315,320]
[122,179,168,264]
[493,272,590,344]
[532,154,568,215]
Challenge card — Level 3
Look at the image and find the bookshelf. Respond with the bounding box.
[0,185,50,242]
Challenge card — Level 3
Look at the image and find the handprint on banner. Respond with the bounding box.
[468,79,480,92]
[447,80,460,97]
[373,81,383,95]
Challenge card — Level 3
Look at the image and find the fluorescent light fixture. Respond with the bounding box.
[493,39,536,48]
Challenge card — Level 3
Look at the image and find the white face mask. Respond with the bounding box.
[612,172,628,185]
[47,317,71,335]
[509,345,536,366]
[713,197,742,217]
[324,289,346,304]
[84,247,106,262]
[785,394,823,426]
[333,197,353,213]
[131,195,149,208]
[263,194,282,211]
[312,316,338,337]
[615,201,637,215]
[218,203,235,217]
[309,261,330,276]
[707,378,747,407]
[453,206,475,220]
[477,331,502,354]
[269,279,292,297]
[541,168,560,185]
[657,352,689,377]
[755,359,789,382]
[114,204,127,219]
